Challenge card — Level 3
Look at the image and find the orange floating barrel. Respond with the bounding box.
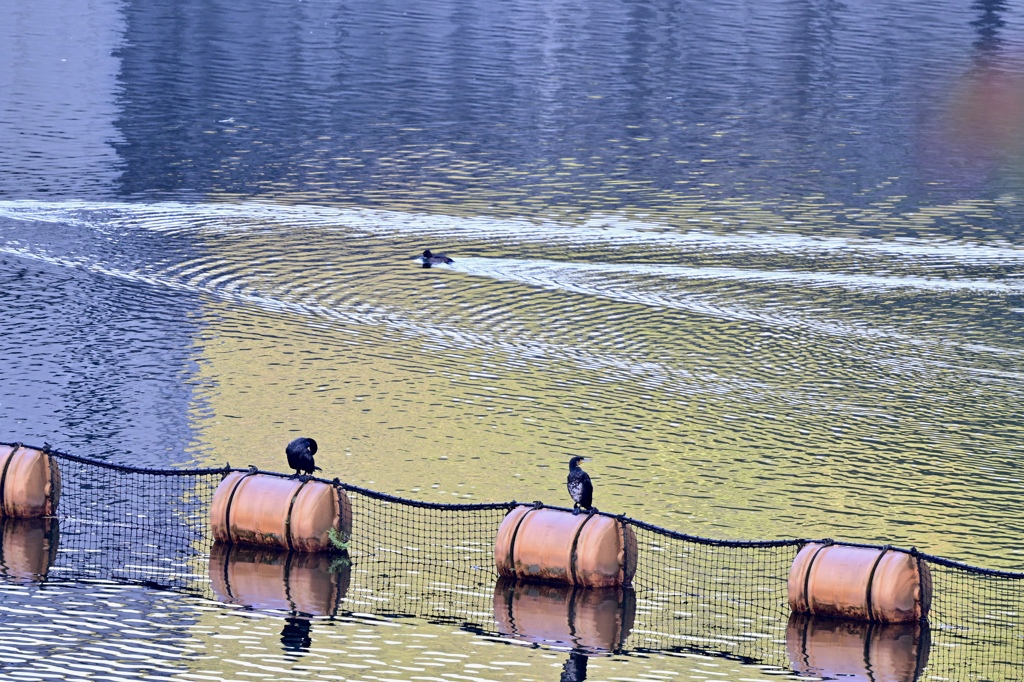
[788,543,932,623]
[210,471,352,553]
[0,444,61,518]
[493,577,635,654]
[786,612,931,682]
[494,505,637,588]
[209,542,350,615]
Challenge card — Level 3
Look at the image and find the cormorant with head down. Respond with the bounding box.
[567,456,596,515]
[286,437,321,478]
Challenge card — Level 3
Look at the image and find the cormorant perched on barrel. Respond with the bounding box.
[421,249,454,268]
[567,456,596,515]
[286,437,321,478]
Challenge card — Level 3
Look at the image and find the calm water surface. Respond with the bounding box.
[2,1,1023,680]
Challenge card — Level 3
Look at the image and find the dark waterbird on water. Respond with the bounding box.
[286,437,321,478]
[567,456,596,515]
[420,249,454,268]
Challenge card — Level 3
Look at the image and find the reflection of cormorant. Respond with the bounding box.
[421,249,454,268]
[280,615,312,652]
[971,0,1008,54]
[567,456,596,515]
[286,437,321,477]
[560,651,588,682]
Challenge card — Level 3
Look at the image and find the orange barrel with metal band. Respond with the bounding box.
[494,505,637,588]
[0,444,61,518]
[788,542,932,623]
[210,471,352,553]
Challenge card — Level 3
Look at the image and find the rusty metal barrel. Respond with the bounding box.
[494,505,637,588]
[210,471,352,553]
[0,444,61,518]
[493,577,635,654]
[788,542,932,623]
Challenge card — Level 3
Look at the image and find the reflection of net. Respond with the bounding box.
[3,444,1021,680]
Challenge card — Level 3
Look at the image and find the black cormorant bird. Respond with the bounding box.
[421,249,454,268]
[567,456,596,515]
[286,437,321,477]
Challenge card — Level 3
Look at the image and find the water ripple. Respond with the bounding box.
[2,198,1023,568]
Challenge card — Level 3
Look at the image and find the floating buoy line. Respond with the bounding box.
[1,440,1022,678]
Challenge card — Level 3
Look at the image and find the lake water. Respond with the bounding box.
[1,1,1023,680]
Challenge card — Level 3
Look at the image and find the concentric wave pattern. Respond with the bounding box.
[2,199,1024,564]
[3,199,1022,351]
[3,198,1021,414]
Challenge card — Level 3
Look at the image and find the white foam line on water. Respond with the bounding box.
[0,243,410,335]
[3,199,1024,264]
[454,257,1024,367]
[457,257,1024,295]
[454,257,907,342]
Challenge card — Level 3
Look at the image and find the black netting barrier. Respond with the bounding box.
[1,442,1022,680]
[15,449,223,589]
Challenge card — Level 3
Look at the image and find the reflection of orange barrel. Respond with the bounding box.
[0,444,61,518]
[209,543,350,616]
[788,543,932,623]
[0,517,59,580]
[786,612,930,682]
[210,472,352,552]
[493,577,635,654]
[494,506,637,588]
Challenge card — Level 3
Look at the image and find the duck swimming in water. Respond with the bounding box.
[286,437,321,478]
[421,249,454,268]
[567,456,596,515]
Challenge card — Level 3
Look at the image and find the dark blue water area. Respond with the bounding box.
[106,0,1021,213]
[5,0,1024,231]
[0,579,203,679]
[0,220,206,467]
